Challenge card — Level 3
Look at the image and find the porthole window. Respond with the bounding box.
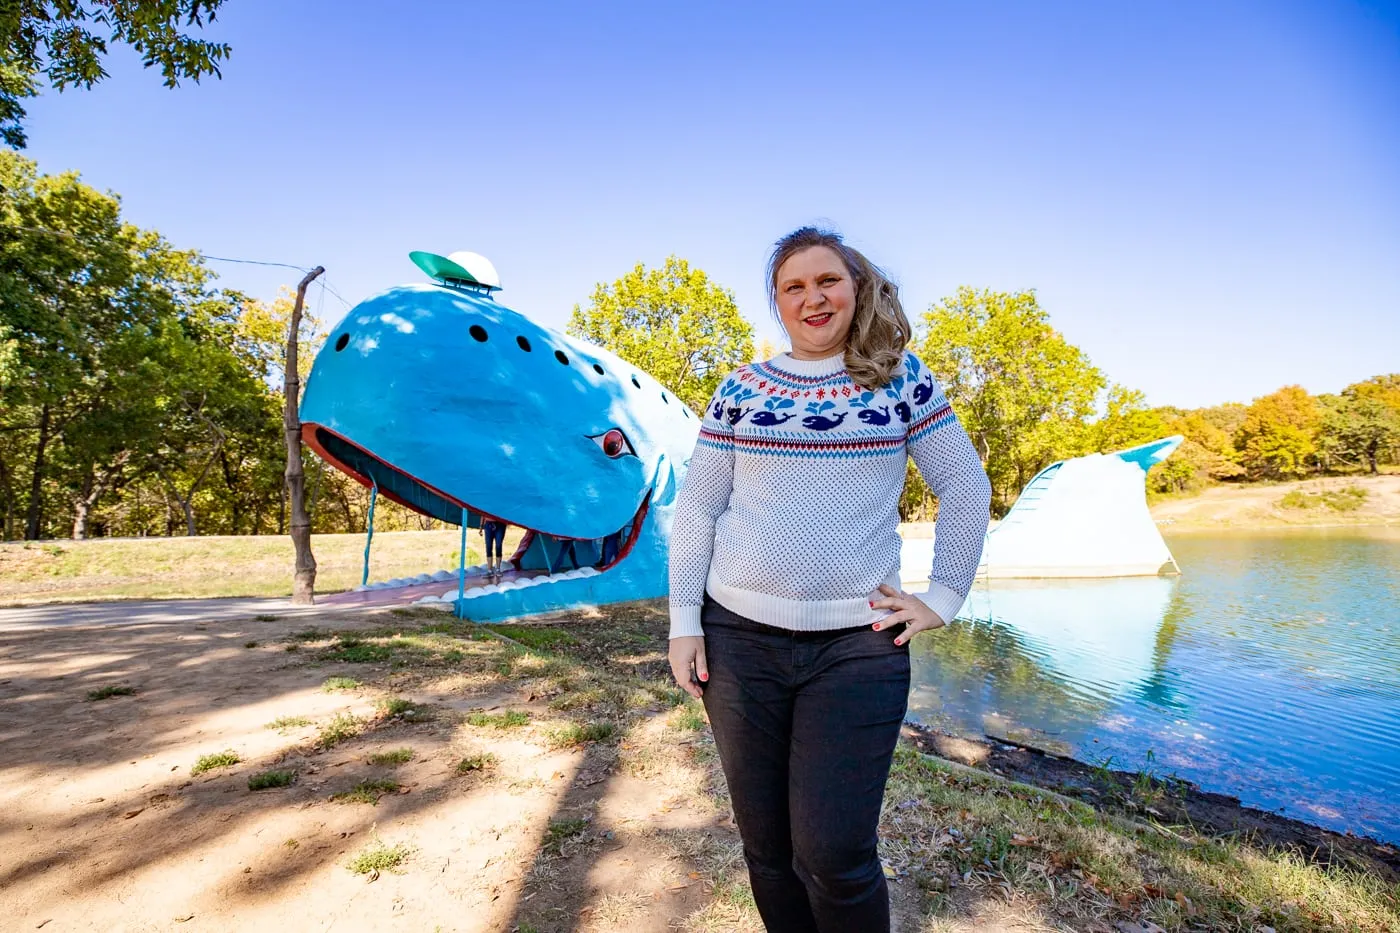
[469,325,488,342]
[592,363,605,375]
[630,375,641,388]
[517,335,531,352]
[554,350,569,365]
[334,333,349,352]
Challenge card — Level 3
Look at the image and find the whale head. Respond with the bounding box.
[299,274,699,613]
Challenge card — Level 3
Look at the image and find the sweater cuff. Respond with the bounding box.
[669,604,704,639]
[914,581,966,626]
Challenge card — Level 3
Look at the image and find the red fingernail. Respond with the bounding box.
[868,601,874,608]
[700,672,708,682]
[872,623,880,630]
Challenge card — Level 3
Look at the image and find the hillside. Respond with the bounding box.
[1151,473,1400,530]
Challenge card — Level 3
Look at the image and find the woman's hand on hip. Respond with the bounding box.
[870,584,946,646]
[668,636,708,699]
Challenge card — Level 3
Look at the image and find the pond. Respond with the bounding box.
[907,527,1400,843]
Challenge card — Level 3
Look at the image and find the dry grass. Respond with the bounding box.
[879,747,1400,932]
[0,528,513,604]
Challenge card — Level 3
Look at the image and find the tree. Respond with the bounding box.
[915,287,1105,514]
[1317,375,1400,474]
[1234,386,1320,480]
[567,257,754,413]
[1089,385,1171,453]
[1,1,231,148]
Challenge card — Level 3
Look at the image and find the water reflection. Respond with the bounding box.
[909,577,1179,754]
[906,529,1400,842]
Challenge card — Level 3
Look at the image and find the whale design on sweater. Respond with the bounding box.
[667,351,993,638]
[299,269,699,621]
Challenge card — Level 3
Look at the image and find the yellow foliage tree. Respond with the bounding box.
[1234,386,1320,479]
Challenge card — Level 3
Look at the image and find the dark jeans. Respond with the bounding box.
[483,521,505,560]
[700,595,910,933]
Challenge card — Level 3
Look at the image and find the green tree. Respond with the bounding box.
[1317,375,1400,474]
[0,150,274,539]
[567,256,753,413]
[1234,385,1320,480]
[2,1,231,148]
[914,287,1105,515]
[1089,385,1171,453]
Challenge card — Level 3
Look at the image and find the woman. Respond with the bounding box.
[667,227,991,932]
[480,516,507,582]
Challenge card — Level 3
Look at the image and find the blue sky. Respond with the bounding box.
[18,0,1400,408]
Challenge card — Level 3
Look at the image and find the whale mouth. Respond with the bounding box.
[303,424,649,599]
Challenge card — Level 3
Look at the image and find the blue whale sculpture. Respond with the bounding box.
[299,254,700,621]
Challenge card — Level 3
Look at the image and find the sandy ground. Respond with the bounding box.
[0,606,732,932]
[3,602,1034,933]
[1150,473,1400,529]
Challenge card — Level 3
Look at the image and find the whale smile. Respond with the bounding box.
[306,424,651,596]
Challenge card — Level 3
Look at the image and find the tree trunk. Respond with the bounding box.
[24,403,51,540]
[72,470,94,540]
[0,452,14,541]
[284,266,325,604]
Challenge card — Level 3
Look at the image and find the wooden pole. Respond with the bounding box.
[284,265,326,604]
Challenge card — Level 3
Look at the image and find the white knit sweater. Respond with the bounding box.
[668,350,992,639]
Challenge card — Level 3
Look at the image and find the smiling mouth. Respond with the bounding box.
[303,424,647,600]
[804,313,833,326]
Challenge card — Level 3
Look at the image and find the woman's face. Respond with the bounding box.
[775,246,856,360]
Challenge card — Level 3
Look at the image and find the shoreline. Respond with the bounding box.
[899,720,1400,882]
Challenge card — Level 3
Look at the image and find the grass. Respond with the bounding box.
[456,753,497,774]
[322,635,393,663]
[368,747,414,766]
[320,676,360,692]
[190,750,240,775]
[670,701,707,732]
[346,838,412,875]
[332,778,400,805]
[466,709,530,729]
[544,720,617,748]
[315,712,364,749]
[0,529,506,604]
[880,746,1400,932]
[1280,485,1369,512]
[487,624,579,650]
[264,715,312,731]
[542,816,590,853]
[247,769,297,790]
[85,684,136,701]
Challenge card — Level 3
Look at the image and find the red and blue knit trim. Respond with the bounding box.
[909,403,955,442]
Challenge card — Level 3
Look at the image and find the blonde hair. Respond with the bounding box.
[766,227,911,389]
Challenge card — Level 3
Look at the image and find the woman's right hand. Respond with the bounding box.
[668,636,708,699]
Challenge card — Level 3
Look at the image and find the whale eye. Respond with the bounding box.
[470,325,487,342]
[591,428,636,459]
[592,363,605,375]
[517,336,531,352]
[334,333,349,352]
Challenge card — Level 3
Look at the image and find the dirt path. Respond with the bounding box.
[0,605,743,932]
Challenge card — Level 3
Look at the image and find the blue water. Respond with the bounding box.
[907,528,1400,843]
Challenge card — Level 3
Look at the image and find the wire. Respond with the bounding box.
[1,221,360,310]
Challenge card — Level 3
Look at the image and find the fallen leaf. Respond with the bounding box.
[1009,833,1036,847]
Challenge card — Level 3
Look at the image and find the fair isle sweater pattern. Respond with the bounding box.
[668,350,992,639]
